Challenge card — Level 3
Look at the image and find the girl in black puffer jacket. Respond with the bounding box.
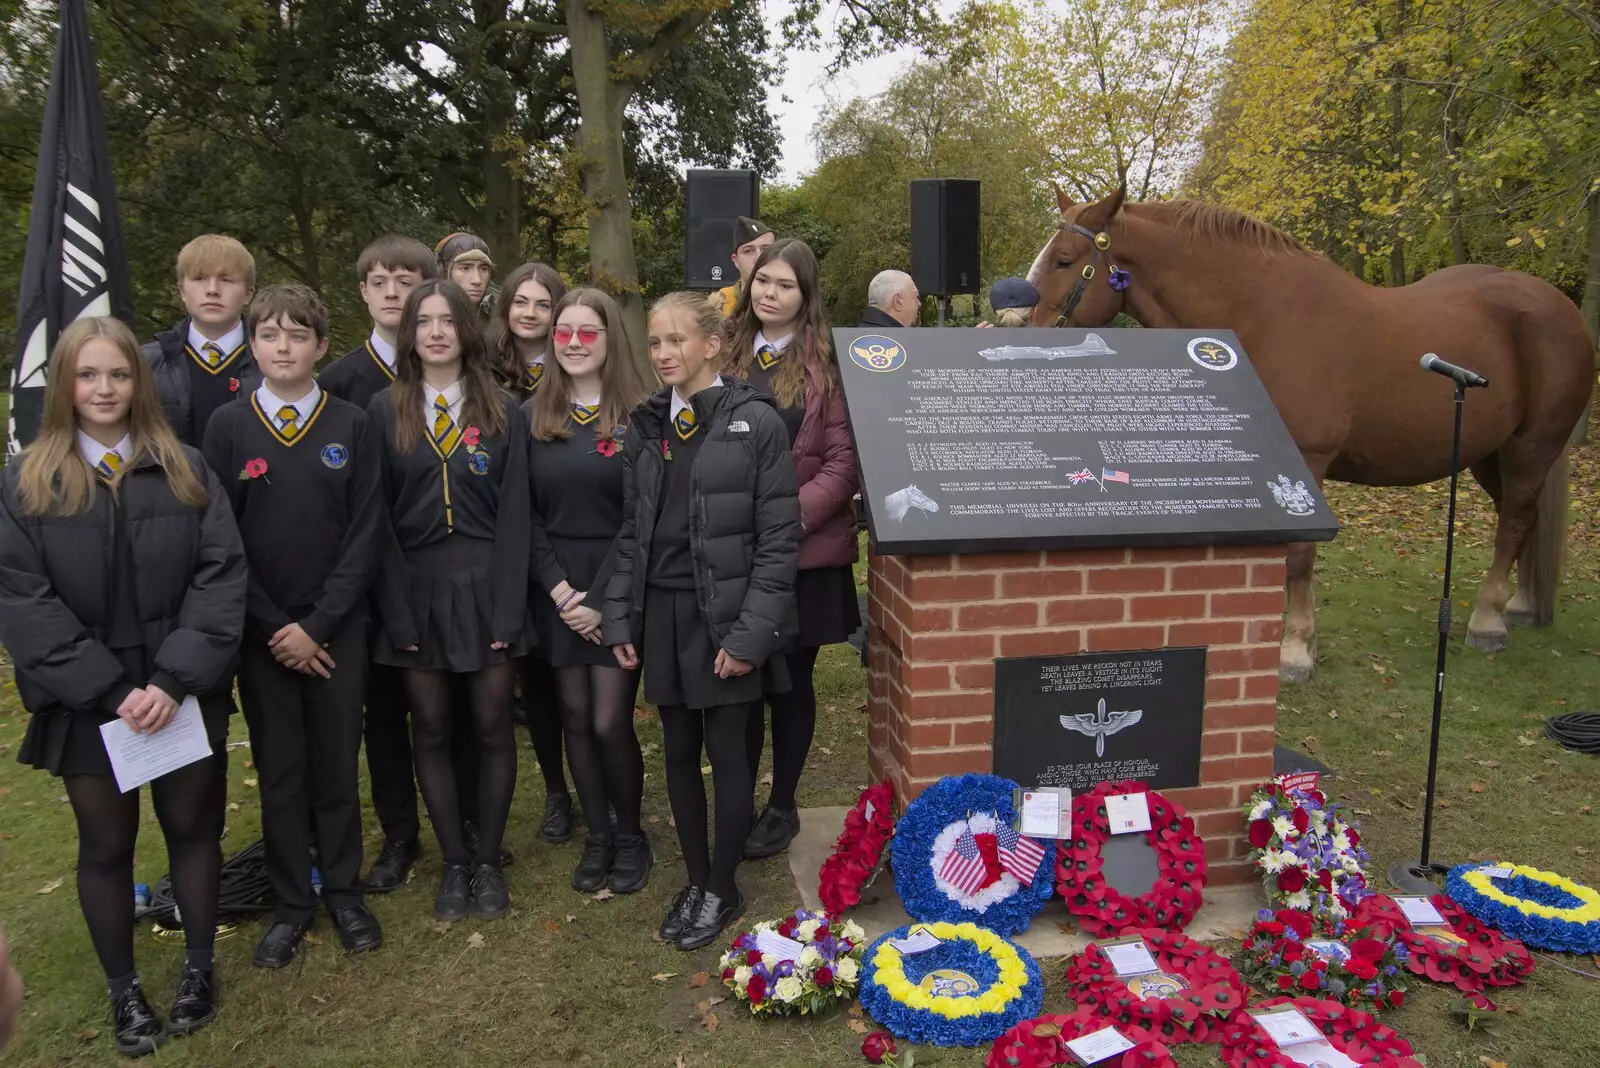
[604,291,800,951]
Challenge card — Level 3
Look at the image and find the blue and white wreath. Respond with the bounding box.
[890,773,1055,935]
[858,922,1043,1047]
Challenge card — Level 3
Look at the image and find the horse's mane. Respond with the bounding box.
[1147,200,1309,256]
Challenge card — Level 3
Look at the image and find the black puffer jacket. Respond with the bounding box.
[141,319,261,445]
[0,446,247,718]
[603,379,800,666]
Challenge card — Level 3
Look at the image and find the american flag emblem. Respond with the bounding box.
[996,825,1046,886]
[1067,468,1096,485]
[1102,468,1130,484]
[938,828,990,896]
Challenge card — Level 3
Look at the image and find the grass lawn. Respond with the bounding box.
[5,455,1600,1066]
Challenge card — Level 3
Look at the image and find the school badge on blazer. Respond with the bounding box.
[848,334,907,374]
[321,443,349,470]
[467,450,491,476]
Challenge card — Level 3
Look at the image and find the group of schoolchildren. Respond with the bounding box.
[0,219,861,1058]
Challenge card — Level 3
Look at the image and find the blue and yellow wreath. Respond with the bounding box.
[1446,862,1600,954]
[859,922,1044,1047]
[890,773,1055,935]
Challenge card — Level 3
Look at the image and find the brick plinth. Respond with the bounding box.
[865,545,1287,885]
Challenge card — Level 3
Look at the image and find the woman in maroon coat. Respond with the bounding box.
[728,238,860,858]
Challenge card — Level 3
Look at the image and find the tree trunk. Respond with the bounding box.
[1571,184,1599,446]
[567,0,647,362]
[478,86,522,270]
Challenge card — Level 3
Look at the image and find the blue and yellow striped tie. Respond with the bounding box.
[96,449,123,481]
[571,402,598,426]
[202,342,223,368]
[432,396,461,455]
[756,343,781,370]
[525,363,544,390]
[277,405,300,440]
[673,407,698,441]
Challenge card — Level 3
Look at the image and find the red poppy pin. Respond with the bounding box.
[240,457,270,484]
[596,439,619,458]
[228,377,240,394]
[462,426,482,453]
[660,439,672,461]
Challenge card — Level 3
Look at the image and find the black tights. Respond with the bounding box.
[661,702,754,902]
[554,664,642,839]
[65,756,223,982]
[517,656,568,797]
[406,663,517,865]
[745,647,821,812]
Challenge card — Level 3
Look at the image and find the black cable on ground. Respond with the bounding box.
[1546,712,1600,755]
[142,839,274,929]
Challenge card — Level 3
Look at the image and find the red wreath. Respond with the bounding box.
[1352,893,1533,1009]
[985,1008,1177,1068]
[818,781,896,917]
[1057,781,1206,937]
[1220,997,1423,1068]
[1064,928,1244,1044]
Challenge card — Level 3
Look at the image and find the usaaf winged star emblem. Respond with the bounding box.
[1060,698,1143,758]
[853,340,900,369]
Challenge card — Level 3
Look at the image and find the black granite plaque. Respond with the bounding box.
[834,327,1338,554]
[991,647,1206,792]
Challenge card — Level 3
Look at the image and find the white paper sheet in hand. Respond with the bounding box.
[100,696,212,793]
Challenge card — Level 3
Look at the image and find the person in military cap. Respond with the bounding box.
[719,217,776,318]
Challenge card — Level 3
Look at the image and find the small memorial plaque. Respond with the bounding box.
[834,326,1337,554]
[993,648,1205,791]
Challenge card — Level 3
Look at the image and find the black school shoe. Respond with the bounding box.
[470,863,511,919]
[166,965,218,1036]
[539,792,574,843]
[463,820,516,869]
[658,886,701,941]
[251,918,313,969]
[365,837,419,892]
[331,904,384,953]
[608,832,653,894]
[571,835,614,892]
[434,863,472,921]
[743,806,800,859]
[110,982,165,1058]
[676,888,746,952]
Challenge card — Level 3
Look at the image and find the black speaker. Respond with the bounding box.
[684,169,760,289]
[910,178,981,296]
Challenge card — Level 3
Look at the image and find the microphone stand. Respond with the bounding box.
[1387,376,1470,895]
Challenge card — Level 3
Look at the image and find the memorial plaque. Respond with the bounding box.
[992,648,1206,792]
[834,327,1339,554]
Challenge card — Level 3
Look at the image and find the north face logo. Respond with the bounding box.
[728,420,750,433]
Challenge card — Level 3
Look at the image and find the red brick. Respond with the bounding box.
[1211,591,1286,617]
[1200,753,1276,783]
[1194,809,1244,836]
[1047,548,1127,567]
[904,749,992,778]
[1207,860,1255,886]
[905,721,953,747]
[998,629,1084,658]
[952,719,995,745]
[1002,570,1082,598]
[1129,593,1208,621]
[1046,597,1127,625]
[1244,673,1281,700]
[952,662,996,690]
[906,573,997,602]
[1204,837,1233,862]
[1202,730,1241,756]
[908,632,996,662]
[908,604,954,632]
[1204,703,1277,729]
[1207,646,1281,673]
[1250,561,1288,588]
[1205,676,1242,701]
[1247,618,1284,643]
[1238,728,1277,754]
[1132,547,1212,563]
[957,602,1039,630]
[903,664,952,691]
[1169,621,1245,647]
[1163,786,1235,812]
[958,551,1041,571]
[906,692,995,720]
[1212,546,1282,560]
[1170,564,1248,590]
[905,555,954,572]
[1086,567,1168,593]
[1085,625,1167,651]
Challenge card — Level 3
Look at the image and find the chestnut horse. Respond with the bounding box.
[1027,185,1590,682]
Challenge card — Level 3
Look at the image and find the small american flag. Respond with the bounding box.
[1067,468,1096,485]
[938,829,989,896]
[996,825,1046,886]
[1102,468,1130,484]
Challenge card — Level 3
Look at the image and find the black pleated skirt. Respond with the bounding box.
[641,587,790,709]
[532,535,617,668]
[375,536,532,673]
[795,565,862,648]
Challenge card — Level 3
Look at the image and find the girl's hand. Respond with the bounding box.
[565,604,602,636]
[713,649,753,679]
[613,643,639,669]
[490,641,508,650]
[116,687,149,732]
[140,684,180,733]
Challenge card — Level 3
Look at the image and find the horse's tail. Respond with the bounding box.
[1519,447,1569,625]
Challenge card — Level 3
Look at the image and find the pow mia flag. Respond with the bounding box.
[9,0,133,453]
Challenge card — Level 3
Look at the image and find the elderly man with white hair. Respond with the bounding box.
[857,269,920,328]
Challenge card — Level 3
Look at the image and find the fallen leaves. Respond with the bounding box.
[700,1012,719,1033]
[590,888,615,903]
[37,877,62,894]
[846,1018,871,1035]
[1470,782,1487,793]
[652,972,678,982]
[689,972,710,988]
[466,932,485,949]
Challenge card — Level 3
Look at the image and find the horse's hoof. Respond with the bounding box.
[1465,629,1508,653]
[1279,658,1315,685]
[1503,610,1548,629]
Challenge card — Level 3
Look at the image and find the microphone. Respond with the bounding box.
[1420,353,1488,388]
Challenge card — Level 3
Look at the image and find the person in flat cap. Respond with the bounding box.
[435,232,500,319]
[719,217,775,318]
[979,276,1040,328]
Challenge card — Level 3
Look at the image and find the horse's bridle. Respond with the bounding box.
[1051,221,1115,327]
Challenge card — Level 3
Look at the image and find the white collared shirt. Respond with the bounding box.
[369,330,396,369]
[257,382,321,430]
[671,375,723,422]
[425,381,465,426]
[188,320,246,359]
[76,430,133,471]
[753,329,794,356]
[525,352,545,372]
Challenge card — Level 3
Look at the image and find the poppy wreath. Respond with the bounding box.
[818,781,896,918]
[1238,907,1407,1013]
[1243,774,1372,919]
[1219,997,1424,1068]
[1353,892,1533,1008]
[890,774,1055,935]
[1057,781,1206,937]
[859,922,1044,1047]
[985,1008,1178,1068]
[1445,861,1600,955]
[1063,928,1244,1044]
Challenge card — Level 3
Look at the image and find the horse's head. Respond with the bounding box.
[1026,184,1130,327]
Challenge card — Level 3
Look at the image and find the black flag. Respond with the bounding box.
[9,0,133,453]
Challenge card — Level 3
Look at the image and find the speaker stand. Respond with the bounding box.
[936,296,950,327]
